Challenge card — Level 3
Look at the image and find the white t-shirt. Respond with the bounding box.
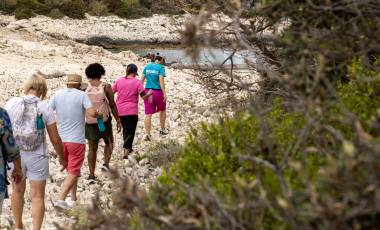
[50,88,92,144]
[5,95,56,156]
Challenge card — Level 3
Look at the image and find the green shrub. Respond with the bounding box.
[88,0,108,16]
[0,0,17,13]
[102,0,122,12]
[339,59,380,123]
[60,0,86,19]
[31,1,51,15]
[48,8,65,19]
[14,6,34,19]
[146,140,182,169]
[115,0,144,18]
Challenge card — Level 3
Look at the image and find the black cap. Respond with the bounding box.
[127,64,138,75]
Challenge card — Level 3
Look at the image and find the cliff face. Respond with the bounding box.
[0,14,221,229]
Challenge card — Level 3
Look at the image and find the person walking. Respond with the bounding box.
[0,108,23,226]
[84,63,121,182]
[113,64,152,159]
[50,74,99,209]
[5,73,65,230]
[141,55,168,141]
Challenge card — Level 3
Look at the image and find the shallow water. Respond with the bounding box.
[112,46,257,69]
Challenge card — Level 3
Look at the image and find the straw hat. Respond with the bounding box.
[66,74,82,85]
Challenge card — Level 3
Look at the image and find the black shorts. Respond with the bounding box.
[85,118,113,143]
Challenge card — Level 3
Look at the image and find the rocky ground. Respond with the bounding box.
[0,14,223,229]
[2,14,183,47]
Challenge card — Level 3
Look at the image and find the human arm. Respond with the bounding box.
[159,76,167,101]
[46,123,66,171]
[1,110,22,183]
[137,81,153,100]
[11,157,22,183]
[105,84,121,133]
[159,66,167,101]
[141,67,147,83]
[83,93,102,118]
[86,107,102,118]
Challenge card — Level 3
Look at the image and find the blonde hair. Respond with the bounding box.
[24,73,48,99]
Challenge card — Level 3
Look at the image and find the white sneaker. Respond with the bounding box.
[65,197,77,208]
[54,199,70,211]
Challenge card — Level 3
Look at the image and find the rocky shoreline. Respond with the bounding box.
[0,14,223,229]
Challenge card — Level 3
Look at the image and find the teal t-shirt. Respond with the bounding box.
[143,62,166,89]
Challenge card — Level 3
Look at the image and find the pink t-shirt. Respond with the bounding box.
[113,76,144,116]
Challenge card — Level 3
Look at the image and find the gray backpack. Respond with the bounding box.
[12,98,45,151]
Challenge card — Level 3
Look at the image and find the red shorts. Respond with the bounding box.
[144,89,166,115]
[63,143,85,176]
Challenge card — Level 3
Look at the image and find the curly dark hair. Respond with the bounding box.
[85,63,105,79]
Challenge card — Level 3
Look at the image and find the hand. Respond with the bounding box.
[59,156,67,172]
[147,89,153,96]
[116,120,122,133]
[163,93,167,102]
[11,167,23,184]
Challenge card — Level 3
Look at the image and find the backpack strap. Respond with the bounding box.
[103,83,112,115]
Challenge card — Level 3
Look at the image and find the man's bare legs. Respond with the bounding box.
[11,179,26,229]
[59,174,78,202]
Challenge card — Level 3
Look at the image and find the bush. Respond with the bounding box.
[146,140,182,169]
[60,0,86,19]
[0,0,18,13]
[48,8,65,19]
[102,0,122,12]
[14,6,33,19]
[115,0,142,18]
[88,0,108,16]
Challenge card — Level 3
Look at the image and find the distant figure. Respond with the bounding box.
[50,74,100,210]
[84,63,121,182]
[0,108,22,219]
[141,55,168,141]
[5,73,65,230]
[113,64,152,159]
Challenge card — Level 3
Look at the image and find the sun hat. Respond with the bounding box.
[127,64,139,75]
[66,74,82,85]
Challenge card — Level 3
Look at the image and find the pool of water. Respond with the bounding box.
[113,47,257,69]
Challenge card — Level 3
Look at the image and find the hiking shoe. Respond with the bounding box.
[101,164,110,172]
[54,200,70,211]
[144,135,151,141]
[65,197,77,208]
[87,175,96,184]
[159,129,169,136]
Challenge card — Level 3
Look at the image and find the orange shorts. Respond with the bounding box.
[63,143,85,176]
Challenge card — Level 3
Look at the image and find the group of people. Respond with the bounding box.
[0,55,168,230]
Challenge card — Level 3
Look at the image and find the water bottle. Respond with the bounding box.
[97,114,106,133]
[37,113,44,130]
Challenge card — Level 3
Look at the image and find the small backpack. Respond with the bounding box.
[11,98,45,151]
[85,83,110,124]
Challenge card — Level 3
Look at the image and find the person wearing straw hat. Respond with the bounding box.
[50,74,100,210]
